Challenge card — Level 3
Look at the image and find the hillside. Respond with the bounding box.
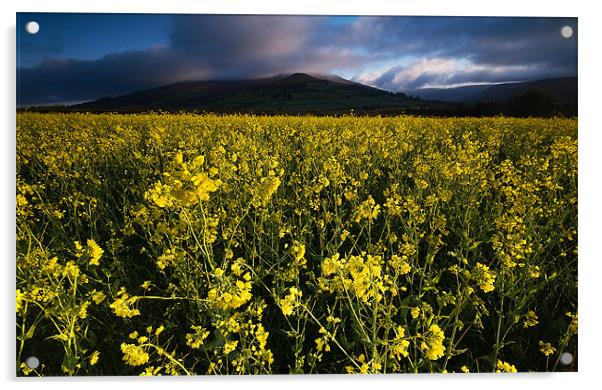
[405,77,577,105]
[31,74,578,117]
[75,73,417,114]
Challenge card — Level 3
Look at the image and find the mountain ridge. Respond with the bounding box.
[405,76,577,105]
[63,73,577,117]
[74,73,414,114]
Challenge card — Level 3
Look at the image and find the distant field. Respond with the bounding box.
[16,113,577,375]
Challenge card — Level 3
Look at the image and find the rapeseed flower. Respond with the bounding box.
[496,360,517,373]
[109,288,140,318]
[538,341,556,357]
[186,325,210,349]
[279,287,302,316]
[421,324,446,360]
[89,351,100,366]
[86,239,104,266]
[523,310,539,328]
[473,262,496,293]
[120,343,149,366]
[389,326,410,359]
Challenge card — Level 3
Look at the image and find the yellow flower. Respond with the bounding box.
[109,288,140,318]
[371,361,382,372]
[253,176,281,207]
[223,340,238,355]
[89,351,100,366]
[92,290,106,304]
[63,261,80,279]
[290,241,306,262]
[87,239,104,266]
[196,175,222,202]
[147,182,173,208]
[340,230,350,242]
[496,360,517,373]
[461,365,470,373]
[20,362,33,376]
[16,289,24,313]
[16,194,28,207]
[539,341,556,357]
[279,287,302,316]
[389,326,410,360]
[315,338,326,352]
[359,363,369,374]
[140,366,162,376]
[421,324,446,360]
[192,173,221,200]
[354,196,380,223]
[473,262,496,293]
[415,178,429,190]
[231,259,244,276]
[528,265,541,278]
[78,301,91,319]
[186,325,210,349]
[411,307,421,319]
[140,280,151,290]
[156,249,177,270]
[321,253,341,276]
[523,310,539,328]
[390,255,411,275]
[213,267,225,277]
[255,324,270,350]
[120,343,149,366]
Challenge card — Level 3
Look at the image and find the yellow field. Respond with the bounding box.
[16,113,577,375]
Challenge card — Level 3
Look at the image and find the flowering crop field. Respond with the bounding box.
[16,112,577,375]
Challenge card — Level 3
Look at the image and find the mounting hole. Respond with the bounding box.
[560,26,573,39]
[560,352,573,365]
[25,21,39,34]
[25,356,40,370]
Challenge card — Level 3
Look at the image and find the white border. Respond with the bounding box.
[5,0,583,17]
[3,1,601,390]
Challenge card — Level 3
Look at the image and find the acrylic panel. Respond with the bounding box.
[16,13,578,376]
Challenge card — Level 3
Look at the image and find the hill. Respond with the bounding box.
[74,73,420,115]
[28,74,577,117]
[405,77,577,106]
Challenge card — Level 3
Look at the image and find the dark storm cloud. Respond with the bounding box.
[345,16,576,91]
[170,15,317,74]
[17,15,577,105]
[341,16,577,67]
[18,47,209,105]
[168,15,369,78]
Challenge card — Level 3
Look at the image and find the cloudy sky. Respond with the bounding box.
[17,13,577,105]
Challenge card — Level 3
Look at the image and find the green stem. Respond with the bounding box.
[493,270,505,370]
